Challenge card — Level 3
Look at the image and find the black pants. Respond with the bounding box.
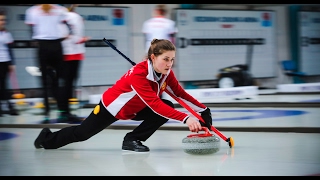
[59,60,81,114]
[36,39,65,116]
[0,62,10,102]
[41,99,174,149]
[0,62,11,112]
[0,61,16,114]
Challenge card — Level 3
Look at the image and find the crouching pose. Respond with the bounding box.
[34,39,213,152]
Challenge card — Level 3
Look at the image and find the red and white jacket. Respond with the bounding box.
[60,11,86,61]
[101,60,207,123]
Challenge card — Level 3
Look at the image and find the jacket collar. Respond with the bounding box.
[146,60,170,82]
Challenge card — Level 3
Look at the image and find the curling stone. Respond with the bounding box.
[182,127,220,155]
[29,102,46,115]
[69,98,80,110]
[33,102,45,109]
[15,100,29,111]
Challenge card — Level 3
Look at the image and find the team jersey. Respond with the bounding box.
[101,60,207,122]
[60,11,86,60]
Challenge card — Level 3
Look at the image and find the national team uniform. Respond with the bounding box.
[0,29,14,115]
[60,10,87,115]
[24,4,69,118]
[38,60,208,149]
[102,60,206,121]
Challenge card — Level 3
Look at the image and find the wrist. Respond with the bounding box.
[201,107,210,114]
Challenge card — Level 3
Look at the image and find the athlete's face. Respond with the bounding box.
[152,50,175,75]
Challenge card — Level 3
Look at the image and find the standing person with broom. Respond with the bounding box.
[0,11,19,116]
[34,39,213,152]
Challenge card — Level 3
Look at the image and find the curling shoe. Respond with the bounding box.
[9,108,19,116]
[8,101,19,116]
[34,127,52,149]
[41,116,51,124]
[122,140,150,152]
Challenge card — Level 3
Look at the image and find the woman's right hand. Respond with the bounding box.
[185,117,202,133]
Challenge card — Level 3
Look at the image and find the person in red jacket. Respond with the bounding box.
[34,39,213,152]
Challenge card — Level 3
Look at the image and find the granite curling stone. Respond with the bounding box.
[182,127,220,155]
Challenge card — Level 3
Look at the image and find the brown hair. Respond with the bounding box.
[147,39,176,61]
[155,4,167,16]
[41,4,52,13]
[0,10,6,16]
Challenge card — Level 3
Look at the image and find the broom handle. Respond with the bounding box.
[164,89,228,141]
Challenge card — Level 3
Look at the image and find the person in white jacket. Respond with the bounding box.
[24,4,71,123]
[0,11,19,116]
[142,4,178,53]
[59,4,90,123]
